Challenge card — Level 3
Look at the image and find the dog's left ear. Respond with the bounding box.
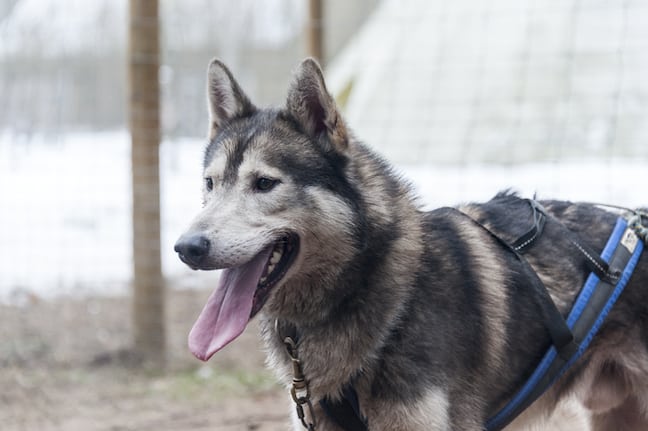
[207,59,256,140]
[286,58,349,153]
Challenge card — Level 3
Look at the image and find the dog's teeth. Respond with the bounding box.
[267,263,275,274]
[270,250,282,265]
[259,276,267,284]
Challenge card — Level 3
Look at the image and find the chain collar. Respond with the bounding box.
[276,319,318,430]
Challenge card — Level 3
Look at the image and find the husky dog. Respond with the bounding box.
[174,58,648,430]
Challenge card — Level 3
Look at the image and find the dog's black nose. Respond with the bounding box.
[174,234,210,267]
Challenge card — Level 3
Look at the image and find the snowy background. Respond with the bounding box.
[1,130,646,303]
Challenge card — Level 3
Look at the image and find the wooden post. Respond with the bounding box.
[129,0,165,368]
[308,0,324,64]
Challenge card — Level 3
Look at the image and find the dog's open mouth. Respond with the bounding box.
[188,233,299,361]
[251,233,299,317]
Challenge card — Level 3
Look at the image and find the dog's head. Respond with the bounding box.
[175,59,360,360]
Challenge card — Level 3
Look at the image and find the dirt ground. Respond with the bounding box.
[0,289,290,431]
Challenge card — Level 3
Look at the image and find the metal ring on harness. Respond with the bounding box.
[628,213,648,244]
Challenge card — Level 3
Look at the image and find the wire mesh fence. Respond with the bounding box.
[0,0,646,309]
[328,0,648,164]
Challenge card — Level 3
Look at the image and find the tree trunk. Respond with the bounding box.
[129,0,165,368]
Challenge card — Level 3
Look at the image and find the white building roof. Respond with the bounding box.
[326,0,648,164]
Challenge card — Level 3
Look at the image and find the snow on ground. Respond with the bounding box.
[0,130,203,302]
[0,130,646,302]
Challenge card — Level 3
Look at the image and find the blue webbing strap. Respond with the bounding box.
[485,218,644,430]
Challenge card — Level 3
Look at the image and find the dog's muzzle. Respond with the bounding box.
[174,233,210,269]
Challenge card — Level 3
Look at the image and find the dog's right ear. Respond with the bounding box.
[286,58,349,153]
[206,59,256,140]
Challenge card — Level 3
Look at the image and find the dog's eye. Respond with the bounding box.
[255,177,278,192]
[205,177,213,191]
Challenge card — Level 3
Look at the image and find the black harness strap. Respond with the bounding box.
[457,201,578,361]
[511,199,611,280]
[320,386,368,431]
[511,199,547,252]
[550,215,612,281]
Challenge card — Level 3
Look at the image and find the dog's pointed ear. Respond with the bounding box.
[286,58,349,152]
[206,59,255,140]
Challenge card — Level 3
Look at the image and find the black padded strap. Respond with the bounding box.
[320,386,368,431]
[510,199,612,281]
[511,200,611,281]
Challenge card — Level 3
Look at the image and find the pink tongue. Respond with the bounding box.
[188,247,272,361]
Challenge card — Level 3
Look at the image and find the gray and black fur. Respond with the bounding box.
[176,58,648,430]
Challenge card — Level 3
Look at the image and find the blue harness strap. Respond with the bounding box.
[485,217,645,431]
